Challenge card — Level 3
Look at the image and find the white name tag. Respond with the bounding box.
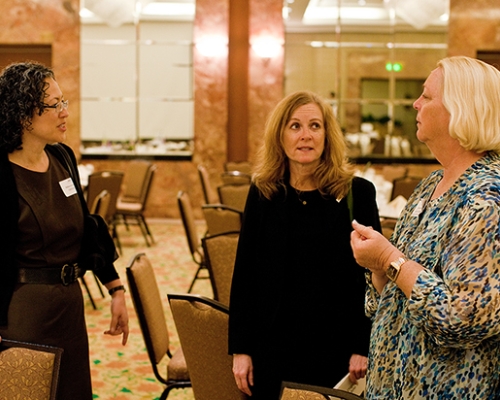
[59,177,77,197]
[411,199,426,217]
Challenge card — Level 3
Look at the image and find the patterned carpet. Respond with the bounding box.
[84,219,213,400]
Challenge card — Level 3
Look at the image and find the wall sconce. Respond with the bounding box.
[251,36,283,60]
[195,35,228,57]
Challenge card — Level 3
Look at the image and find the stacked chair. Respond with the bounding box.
[126,253,191,399]
[80,189,110,309]
[198,164,221,204]
[177,191,210,293]
[201,231,240,306]
[85,170,124,253]
[168,294,248,400]
[113,160,157,247]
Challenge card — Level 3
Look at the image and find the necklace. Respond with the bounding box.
[295,189,307,205]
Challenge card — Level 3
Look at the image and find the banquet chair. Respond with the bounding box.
[201,204,242,236]
[85,170,124,253]
[197,164,220,204]
[80,189,110,309]
[224,161,252,175]
[280,381,364,400]
[390,175,422,201]
[217,183,251,212]
[201,231,240,306]
[220,170,252,185]
[114,161,157,246]
[126,253,191,400]
[177,191,210,293]
[0,339,63,400]
[167,294,248,400]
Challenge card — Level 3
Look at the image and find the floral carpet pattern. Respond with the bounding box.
[84,219,212,400]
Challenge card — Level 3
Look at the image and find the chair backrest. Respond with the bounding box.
[390,175,422,201]
[0,339,63,400]
[126,253,170,381]
[86,171,124,222]
[280,381,365,400]
[167,294,248,400]
[90,189,111,219]
[202,204,242,236]
[201,231,240,305]
[120,161,157,205]
[177,191,204,265]
[217,183,250,212]
[224,161,252,175]
[197,164,220,204]
[220,171,252,186]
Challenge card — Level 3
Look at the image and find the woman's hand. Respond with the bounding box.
[348,353,368,383]
[104,289,129,345]
[232,353,254,396]
[350,220,401,277]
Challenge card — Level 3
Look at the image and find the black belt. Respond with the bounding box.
[18,263,83,286]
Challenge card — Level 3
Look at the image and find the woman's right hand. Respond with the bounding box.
[232,353,254,396]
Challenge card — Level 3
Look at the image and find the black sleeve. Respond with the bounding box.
[349,177,381,356]
[352,176,382,233]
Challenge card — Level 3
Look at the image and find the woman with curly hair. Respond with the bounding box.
[229,91,381,399]
[0,62,129,399]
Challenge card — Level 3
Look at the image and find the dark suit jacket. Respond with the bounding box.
[228,177,381,359]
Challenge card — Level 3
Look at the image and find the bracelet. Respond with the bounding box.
[108,285,126,296]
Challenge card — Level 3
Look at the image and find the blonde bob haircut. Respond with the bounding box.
[438,56,500,153]
[253,91,354,200]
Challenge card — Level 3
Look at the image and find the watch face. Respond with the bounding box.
[387,265,398,281]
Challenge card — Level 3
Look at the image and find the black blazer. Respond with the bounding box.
[228,177,381,358]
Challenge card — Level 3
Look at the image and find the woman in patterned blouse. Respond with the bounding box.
[350,56,500,399]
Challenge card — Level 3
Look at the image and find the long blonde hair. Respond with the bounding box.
[253,91,354,200]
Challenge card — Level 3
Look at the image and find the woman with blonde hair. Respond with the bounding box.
[351,56,500,399]
[229,91,381,399]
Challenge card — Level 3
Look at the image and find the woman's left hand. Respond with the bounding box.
[348,353,368,383]
[104,291,129,345]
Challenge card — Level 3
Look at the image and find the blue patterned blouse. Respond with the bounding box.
[366,152,500,399]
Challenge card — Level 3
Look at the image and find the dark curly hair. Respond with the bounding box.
[0,61,55,153]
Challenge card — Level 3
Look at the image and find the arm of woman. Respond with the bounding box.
[104,279,129,345]
[348,353,368,383]
[353,197,500,348]
[232,354,254,396]
[351,220,422,296]
[407,199,500,348]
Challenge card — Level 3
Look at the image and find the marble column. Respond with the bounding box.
[0,0,81,154]
[448,0,500,57]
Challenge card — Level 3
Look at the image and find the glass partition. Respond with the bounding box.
[80,2,194,158]
[284,0,448,161]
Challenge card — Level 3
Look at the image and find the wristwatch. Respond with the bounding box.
[386,256,408,282]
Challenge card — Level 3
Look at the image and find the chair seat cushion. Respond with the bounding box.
[167,347,190,381]
[116,200,142,212]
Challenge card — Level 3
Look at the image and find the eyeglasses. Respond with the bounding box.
[42,99,69,113]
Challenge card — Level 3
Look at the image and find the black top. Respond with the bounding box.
[229,177,381,365]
